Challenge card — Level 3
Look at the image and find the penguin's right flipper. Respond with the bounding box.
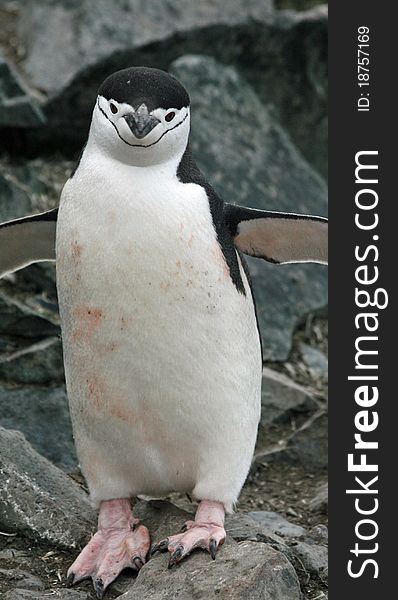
[0,209,58,277]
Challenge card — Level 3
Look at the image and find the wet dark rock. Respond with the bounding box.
[0,56,45,128]
[248,510,306,539]
[0,383,75,469]
[261,366,319,426]
[0,426,96,548]
[171,55,327,360]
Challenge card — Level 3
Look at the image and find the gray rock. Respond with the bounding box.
[299,343,328,379]
[275,1,325,8]
[11,2,326,176]
[112,501,300,599]
[0,158,61,225]
[0,337,64,385]
[261,410,328,470]
[305,524,328,545]
[0,169,31,223]
[0,426,96,548]
[0,549,30,563]
[15,263,58,296]
[225,512,283,543]
[0,290,59,339]
[283,411,328,470]
[123,541,300,600]
[0,383,75,469]
[244,5,328,177]
[0,569,44,591]
[260,367,319,426]
[110,500,199,596]
[291,541,328,581]
[4,590,89,600]
[171,55,327,360]
[248,511,306,538]
[17,0,273,95]
[133,499,193,545]
[308,482,328,514]
[0,56,45,127]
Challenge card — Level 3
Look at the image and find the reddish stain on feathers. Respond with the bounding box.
[86,378,104,408]
[72,305,104,341]
[71,240,83,261]
[109,403,132,424]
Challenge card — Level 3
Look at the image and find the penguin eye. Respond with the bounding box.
[165,111,176,122]
[110,102,118,114]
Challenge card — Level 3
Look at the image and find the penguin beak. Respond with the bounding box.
[124,112,160,140]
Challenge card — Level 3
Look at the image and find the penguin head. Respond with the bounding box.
[91,67,190,166]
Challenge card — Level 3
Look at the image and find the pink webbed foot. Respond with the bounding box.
[66,498,150,598]
[152,500,226,567]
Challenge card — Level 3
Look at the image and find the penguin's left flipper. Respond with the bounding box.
[225,204,328,265]
[0,209,58,277]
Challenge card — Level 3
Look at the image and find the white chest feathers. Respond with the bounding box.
[57,151,241,323]
[55,150,261,509]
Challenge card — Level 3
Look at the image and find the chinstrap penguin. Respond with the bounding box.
[0,66,328,598]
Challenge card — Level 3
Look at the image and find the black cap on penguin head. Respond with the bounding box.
[98,67,190,113]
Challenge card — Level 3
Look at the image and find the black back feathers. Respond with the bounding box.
[98,67,190,112]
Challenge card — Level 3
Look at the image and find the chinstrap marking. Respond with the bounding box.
[98,99,188,149]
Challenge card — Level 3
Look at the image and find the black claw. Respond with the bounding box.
[180,523,188,533]
[151,539,169,556]
[65,572,75,587]
[93,577,105,600]
[168,545,184,569]
[209,538,218,560]
[132,556,144,570]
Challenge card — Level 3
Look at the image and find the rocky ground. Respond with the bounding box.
[0,1,328,598]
